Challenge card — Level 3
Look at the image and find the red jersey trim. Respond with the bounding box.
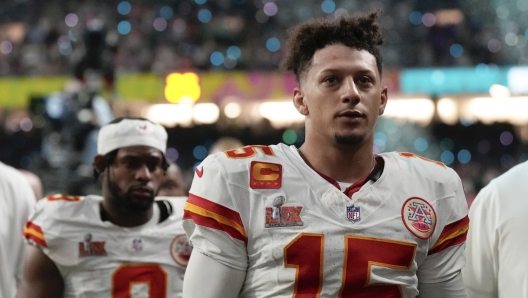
[316,156,385,198]
[45,194,81,202]
[428,215,469,255]
[184,194,247,244]
[23,221,47,247]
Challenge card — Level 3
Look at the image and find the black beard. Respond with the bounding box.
[334,133,366,147]
[106,175,155,213]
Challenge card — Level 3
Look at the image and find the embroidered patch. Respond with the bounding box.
[346,205,361,223]
[132,239,143,251]
[265,196,303,228]
[401,197,437,239]
[78,233,107,257]
[250,161,282,189]
[170,234,193,267]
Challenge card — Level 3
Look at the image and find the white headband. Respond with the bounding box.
[97,119,167,155]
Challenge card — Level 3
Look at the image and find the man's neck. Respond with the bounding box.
[299,138,375,183]
[100,201,154,228]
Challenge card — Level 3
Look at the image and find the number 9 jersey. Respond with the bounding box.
[24,195,191,298]
[183,144,469,297]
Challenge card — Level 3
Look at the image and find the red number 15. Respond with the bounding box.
[284,234,417,298]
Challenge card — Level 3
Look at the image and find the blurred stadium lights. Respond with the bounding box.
[144,103,193,127]
[507,67,528,94]
[192,103,219,124]
[258,101,305,129]
[437,98,459,125]
[434,9,464,26]
[164,72,201,103]
[464,96,528,125]
[383,97,435,126]
[224,102,241,119]
[437,94,528,126]
[489,84,511,98]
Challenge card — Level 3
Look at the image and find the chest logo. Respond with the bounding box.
[78,233,107,257]
[346,204,361,223]
[265,196,303,228]
[402,197,437,239]
[132,239,143,251]
[170,234,193,267]
[250,161,282,189]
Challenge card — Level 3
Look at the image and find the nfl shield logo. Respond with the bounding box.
[346,205,361,223]
[132,239,143,251]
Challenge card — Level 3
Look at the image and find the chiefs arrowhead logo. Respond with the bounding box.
[195,166,203,178]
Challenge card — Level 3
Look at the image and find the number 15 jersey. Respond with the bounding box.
[183,144,469,297]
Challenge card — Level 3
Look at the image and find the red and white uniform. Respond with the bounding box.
[24,195,191,298]
[183,144,469,297]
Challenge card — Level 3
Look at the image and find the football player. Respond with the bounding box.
[462,160,528,297]
[18,117,191,298]
[182,10,469,298]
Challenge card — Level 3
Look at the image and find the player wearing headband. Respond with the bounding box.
[18,117,191,298]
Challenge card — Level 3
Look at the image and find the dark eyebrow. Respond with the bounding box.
[319,68,376,75]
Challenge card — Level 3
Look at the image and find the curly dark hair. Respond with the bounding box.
[281,10,384,83]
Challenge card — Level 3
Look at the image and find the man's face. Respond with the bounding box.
[158,163,187,197]
[293,44,387,147]
[104,146,165,212]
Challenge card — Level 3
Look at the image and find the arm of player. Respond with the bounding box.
[461,185,499,298]
[183,251,245,298]
[16,245,64,298]
[417,169,470,294]
[417,272,466,297]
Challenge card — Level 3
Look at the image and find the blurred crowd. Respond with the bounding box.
[1,0,528,205]
[1,0,527,78]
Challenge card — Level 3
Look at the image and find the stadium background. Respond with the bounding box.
[1,0,527,206]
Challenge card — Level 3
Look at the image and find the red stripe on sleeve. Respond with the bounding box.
[187,193,244,227]
[23,221,47,247]
[26,221,44,234]
[184,193,247,244]
[183,209,248,244]
[428,215,470,255]
[428,231,467,255]
[440,215,470,237]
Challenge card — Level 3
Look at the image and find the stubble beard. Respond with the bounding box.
[106,175,156,213]
[334,133,366,147]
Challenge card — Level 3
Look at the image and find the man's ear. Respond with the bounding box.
[293,87,309,116]
[378,86,388,115]
[93,155,105,175]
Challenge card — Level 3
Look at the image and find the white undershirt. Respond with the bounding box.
[337,181,353,190]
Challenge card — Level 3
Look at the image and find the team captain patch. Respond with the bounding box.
[250,161,282,189]
[402,197,437,239]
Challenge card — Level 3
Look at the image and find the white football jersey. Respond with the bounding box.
[183,144,469,297]
[24,195,191,298]
[462,161,528,297]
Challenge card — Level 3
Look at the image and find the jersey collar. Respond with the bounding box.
[316,156,385,198]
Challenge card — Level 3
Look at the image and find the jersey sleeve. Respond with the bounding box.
[24,198,51,248]
[461,183,498,298]
[183,154,248,271]
[23,195,81,267]
[417,168,470,284]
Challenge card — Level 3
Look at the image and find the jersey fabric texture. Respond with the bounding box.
[0,162,36,298]
[24,195,190,298]
[462,161,528,298]
[183,144,469,298]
